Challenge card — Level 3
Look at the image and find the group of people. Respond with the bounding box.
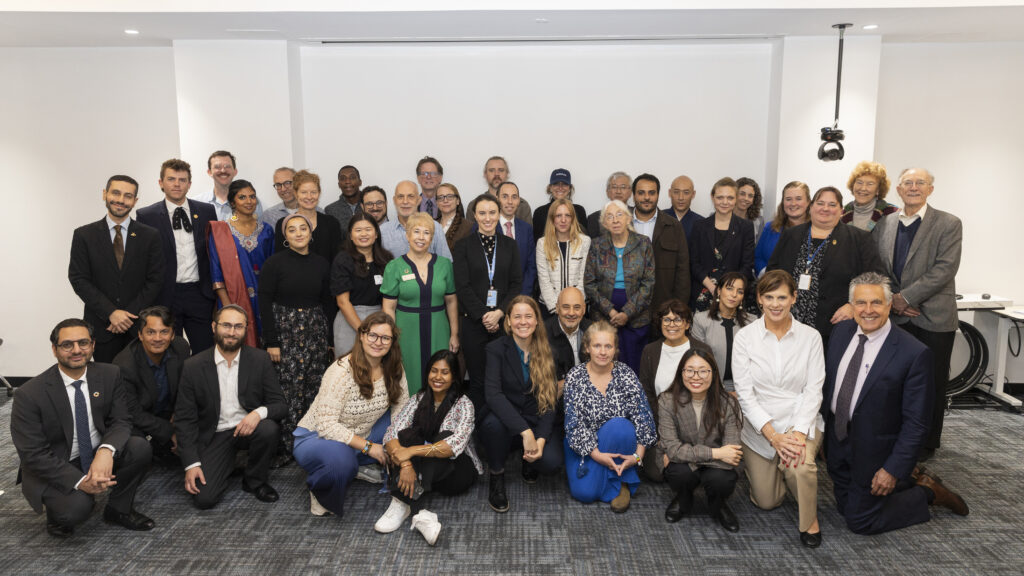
[11,151,969,549]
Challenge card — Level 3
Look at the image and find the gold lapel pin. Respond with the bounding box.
[193,214,199,219]
[130,232,137,237]
[92,391,100,397]
[832,239,837,245]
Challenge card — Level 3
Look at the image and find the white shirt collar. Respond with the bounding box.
[105,214,129,231]
[214,346,238,368]
[165,197,187,213]
[58,366,88,387]
[632,208,657,224]
[898,202,928,224]
[855,318,892,344]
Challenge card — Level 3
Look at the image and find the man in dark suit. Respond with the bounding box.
[11,319,155,538]
[544,287,591,384]
[174,305,286,509]
[68,174,164,363]
[587,171,632,238]
[824,273,968,535]
[112,305,190,464]
[631,173,690,316]
[495,181,536,295]
[137,158,218,353]
[873,167,962,461]
[664,175,703,240]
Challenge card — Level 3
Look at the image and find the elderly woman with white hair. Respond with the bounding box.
[583,199,655,373]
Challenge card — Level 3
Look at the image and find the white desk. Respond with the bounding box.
[968,303,1023,408]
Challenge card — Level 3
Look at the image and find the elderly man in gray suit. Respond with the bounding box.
[873,168,962,461]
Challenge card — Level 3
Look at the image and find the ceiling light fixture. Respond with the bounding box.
[124,29,139,35]
[862,24,879,30]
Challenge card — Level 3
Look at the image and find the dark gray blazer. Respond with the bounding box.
[873,206,962,332]
[112,337,191,441]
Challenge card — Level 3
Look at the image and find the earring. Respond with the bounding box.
[230,213,239,222]
[283,240,290,248]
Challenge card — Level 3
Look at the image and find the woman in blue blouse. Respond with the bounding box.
[563,321,657,512]
[754,181,810,276]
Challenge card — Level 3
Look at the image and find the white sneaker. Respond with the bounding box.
[411,509,441,546]
[310,491,332,516]
[357,464,384,484]
[374,497,411,533]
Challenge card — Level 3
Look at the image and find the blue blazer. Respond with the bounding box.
[137,199,218,304]
[471,219,536,296]
[822,319,933,483]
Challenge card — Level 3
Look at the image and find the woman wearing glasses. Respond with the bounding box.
[840,161,897,231]
[435,183,471,253]
[293,312,409,517]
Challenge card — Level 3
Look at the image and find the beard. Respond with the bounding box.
[106,199,131,219]
[214,331,244,352]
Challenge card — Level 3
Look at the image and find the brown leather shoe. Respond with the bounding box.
[610,484,631,513]
[916,471,969,516]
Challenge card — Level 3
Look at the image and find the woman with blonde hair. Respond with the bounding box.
[841,161,897,231]
[536,197,591,317]
[754,181,810,276]
[478,295,561,513]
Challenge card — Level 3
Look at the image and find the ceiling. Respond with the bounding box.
[2,4,1023,47]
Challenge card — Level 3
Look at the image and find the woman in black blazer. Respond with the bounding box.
[452,194,523,420]
[688,177,755,312]
[766,186,881,346]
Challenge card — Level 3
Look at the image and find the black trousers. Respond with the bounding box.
[391,453,478,511]
[662,462,737,514]
[42,436,152,527]
[192,419,279,510]
[460,317,501,422]
[92,332,135,364]
[901,323,955,451]
[477,412,563,474]
[171,282,215,354]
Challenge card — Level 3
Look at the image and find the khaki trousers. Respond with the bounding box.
[742,429,821,532]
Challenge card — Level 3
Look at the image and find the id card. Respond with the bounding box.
[401,273,416,282]
[374,274,383,286]
[798,273,811,291]
[486,289,498,307]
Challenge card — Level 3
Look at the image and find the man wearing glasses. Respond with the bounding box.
[262,167,321,228]
[325,164,364,230]
[587,171,633,237]
[360,186,389,224]
[873,168,962,462]
[11,319,156,537]
[174,305,287,509]
[416,156,444,218]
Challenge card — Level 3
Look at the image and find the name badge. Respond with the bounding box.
[798,273,811,291]
[401,273,416,282]
[486,289,498,308]
[374,274,384,286]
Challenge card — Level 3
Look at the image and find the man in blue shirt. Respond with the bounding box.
[193,150,263,221]
[379,180,452,260]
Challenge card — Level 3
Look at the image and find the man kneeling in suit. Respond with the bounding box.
[824,272,968,535]
[174,304,286,509]
[11,319,155,538]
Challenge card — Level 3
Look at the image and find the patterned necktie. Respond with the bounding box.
[835,334,868,442]
[425,199,434,216]
[113,224,125,269]
[71,380,95,472]
[505,221,514,238]
[173,206,193,233]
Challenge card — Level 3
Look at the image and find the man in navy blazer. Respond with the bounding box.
[823,272,967,535]
[136,158,218,353]
[495,181,536,295]
[68,174,164,362]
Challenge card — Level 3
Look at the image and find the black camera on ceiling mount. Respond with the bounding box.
[818,126,845,161]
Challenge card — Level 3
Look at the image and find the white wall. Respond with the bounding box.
[0,47,180,375]
[876,41,1024,381]
[299,42,774,216]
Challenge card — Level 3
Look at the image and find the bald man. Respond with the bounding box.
[379,180,452,260]
[544,287,592,384]
[664,175,703,239]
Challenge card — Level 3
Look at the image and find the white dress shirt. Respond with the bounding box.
[165,198,201,283]
[631,209,657,241]
[831,320,893,418]
[561,322,582,366]
[898,202,928,226]
[733,316,825,459]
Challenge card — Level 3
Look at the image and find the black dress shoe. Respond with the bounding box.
[488,473,510,513]
[799,530,822,548]
[665,497,685,523]
[521,462,539,484]
[243,482,280,503]
[103,507,156,531]
[713,503,740,532]
[46,521,74,538]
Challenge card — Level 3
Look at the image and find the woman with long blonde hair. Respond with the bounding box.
[536,197,591,317]
[477,295,562,513]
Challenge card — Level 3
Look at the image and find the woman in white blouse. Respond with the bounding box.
[733,270,825,548]
[536,198,591,317]
[292,312,409,517]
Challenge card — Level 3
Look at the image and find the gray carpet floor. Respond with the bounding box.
[2,397,1022,575]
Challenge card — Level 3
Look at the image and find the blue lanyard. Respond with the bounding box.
[481,235,498,288]
[803,228,832,273]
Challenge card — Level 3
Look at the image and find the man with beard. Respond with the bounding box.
[112,306,191,465]
[325,164,364,231]
[174,305,287,509]
[465,156,532,225]
[544,287,592,384]
[195,150,263,221]
[68,175,164,363]
[360,185,389,224]
[587,171,633,237]
[11,319,155,537]
[631,173,690,315]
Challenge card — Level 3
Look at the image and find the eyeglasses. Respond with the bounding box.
[418,171,440,178]
[272,180,293,190]
[609,184,630,191]
[853,179,877,188]
[436,194,458,202]
[683,368,712,378]
[216,322,247,332]
[363,200,387,208]
[661,317,685,326]
[900,179,930,188]
[362,331,393,345]
[604,212,626,222]
[211,163,234,171]
[56,339,93,351]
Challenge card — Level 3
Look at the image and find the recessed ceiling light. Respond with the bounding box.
[124,29,140,35]
[862,24,878,30]
[535,18,548,24]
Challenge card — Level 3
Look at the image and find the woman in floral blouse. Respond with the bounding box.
[374,350,481,545]
[563,321,657,513]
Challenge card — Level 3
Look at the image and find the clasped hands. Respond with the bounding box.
[590,448,638,477]
[521,430,546,463]
[107,309,138,334]
[892,293,921,318]
[767,428,807,468]
[78,448,117,495]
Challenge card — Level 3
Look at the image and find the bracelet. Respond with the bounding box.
[362,441,372,455]
[633,452,642,466]
[400,461,412,469]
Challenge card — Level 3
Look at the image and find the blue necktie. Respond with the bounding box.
[72,380,95,472]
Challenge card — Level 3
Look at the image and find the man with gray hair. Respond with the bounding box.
[587,171,632,237]
[822,271,967,535]
[872,168,962,461]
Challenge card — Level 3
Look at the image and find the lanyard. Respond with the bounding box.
[803,228,832,273]
[481,235,498,288]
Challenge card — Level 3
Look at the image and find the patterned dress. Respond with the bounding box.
[208,220,274,343]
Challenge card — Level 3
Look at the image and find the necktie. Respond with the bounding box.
[71,380,95,473]
[425,199,434,216]
[721,318,735,381]
[835,334,868,442]
[113,224,125,269]
[173,207,194,233]
[505,221,514,238]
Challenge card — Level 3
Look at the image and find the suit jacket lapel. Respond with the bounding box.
[121,219,138,267]
[903,209,934,269]
[719,216,740,257]
[237,347,251,407]
[44,367,75,450]
[878,215,898,272]
[853,328,899,413]
[202,353,222,413]
[504,339,526,389]
[188,200,205,246]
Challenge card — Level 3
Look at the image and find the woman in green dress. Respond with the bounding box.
[382,212,460,394]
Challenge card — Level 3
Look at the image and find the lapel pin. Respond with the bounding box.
[832,239,837,245]
[130,232,137,237]
[92,391,100,397]
[193,214,199,219]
